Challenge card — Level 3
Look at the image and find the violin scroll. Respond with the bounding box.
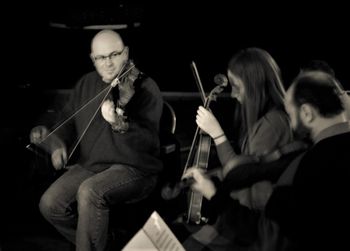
[206,73,228,105]
[214,73,228,87]
[112,60,140,107]
[110,60,139,88]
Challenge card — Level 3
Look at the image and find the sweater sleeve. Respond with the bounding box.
[218,109,293,210]
[215,110,292,176]
[215,139,238,167]
[122,76,162,142]
[216,110,292,164]
[126,77,163,134]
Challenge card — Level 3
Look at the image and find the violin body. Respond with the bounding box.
[187,132,211,224]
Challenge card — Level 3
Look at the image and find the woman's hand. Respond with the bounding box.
[196,106,224,139]
[182,167,217,200]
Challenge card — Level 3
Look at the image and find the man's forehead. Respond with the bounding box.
[92,32,124,53]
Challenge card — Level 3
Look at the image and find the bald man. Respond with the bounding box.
[30,29,163,251]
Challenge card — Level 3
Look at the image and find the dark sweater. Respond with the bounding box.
[273,131,350,250]
[55,71,163,174]
[206,127,350,250]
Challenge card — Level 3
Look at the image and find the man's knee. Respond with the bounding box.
[77,180,104,208]
[39,192,58,219]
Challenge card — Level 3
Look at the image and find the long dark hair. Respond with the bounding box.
[228,48,286,141]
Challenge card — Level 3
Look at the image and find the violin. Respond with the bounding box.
[183,62,227,224]
[110,60,139,88]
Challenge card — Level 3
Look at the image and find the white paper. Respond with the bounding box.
[122,211,185,251]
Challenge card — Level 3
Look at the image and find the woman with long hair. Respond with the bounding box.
[195,47,293,210]
[180,48,294,251]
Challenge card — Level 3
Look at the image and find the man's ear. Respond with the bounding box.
[300,103,316,124]
[124,46,129,58]
[90,53,96,64]
[121,47,129,66]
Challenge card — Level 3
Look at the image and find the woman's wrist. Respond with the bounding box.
[213,133,225,140]
[212,132,227,145]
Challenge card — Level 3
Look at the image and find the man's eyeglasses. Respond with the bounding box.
[93,48,125,64]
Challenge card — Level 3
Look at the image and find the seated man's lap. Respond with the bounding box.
[85,164,157,205]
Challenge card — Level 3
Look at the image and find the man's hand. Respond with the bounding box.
[101,99,129,133]
[30,126,49,144]
[182,167,217,200]
[51,147,67,170]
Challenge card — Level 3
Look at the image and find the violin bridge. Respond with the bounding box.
[111,77,120,87]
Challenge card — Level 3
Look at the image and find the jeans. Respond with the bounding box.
[39,164,157,251]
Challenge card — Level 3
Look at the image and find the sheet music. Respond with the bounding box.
[122,211,185,251]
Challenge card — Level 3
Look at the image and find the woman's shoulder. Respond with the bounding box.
[247,108,293,155]
[250,108,291,141]
[261,108,290,128]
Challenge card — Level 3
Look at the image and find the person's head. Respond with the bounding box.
[90,29,129,83]
[285,70,345,141]
[227,47,286,133]
[300,59,335,77]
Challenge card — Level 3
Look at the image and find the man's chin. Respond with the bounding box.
[102,76,114,84]
[101,71,118,83]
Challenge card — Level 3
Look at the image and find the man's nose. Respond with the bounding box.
[105,57,114,65]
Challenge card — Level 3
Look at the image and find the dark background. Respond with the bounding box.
[3,1,350,91]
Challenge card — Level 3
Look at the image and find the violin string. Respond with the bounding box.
[67,84,114,162]
[66,61,135,162]
[30,60,135,163]
[182,96,211,176]
[47,61,134,141]
[25,85,112,151]
[182,126,200,176]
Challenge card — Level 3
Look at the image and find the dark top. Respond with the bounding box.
[206,123,350,250]
[55,71,163,174]
[268,130,350,250]
[216,108,293,209]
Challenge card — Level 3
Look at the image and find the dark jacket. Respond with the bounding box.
[55,71,163,174]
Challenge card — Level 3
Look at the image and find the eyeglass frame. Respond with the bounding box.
[92,47,126,64]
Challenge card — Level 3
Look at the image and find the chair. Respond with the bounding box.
[160,101,176,134]
[159,101,181,185]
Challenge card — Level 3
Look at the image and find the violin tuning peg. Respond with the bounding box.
[214,74,228,87]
